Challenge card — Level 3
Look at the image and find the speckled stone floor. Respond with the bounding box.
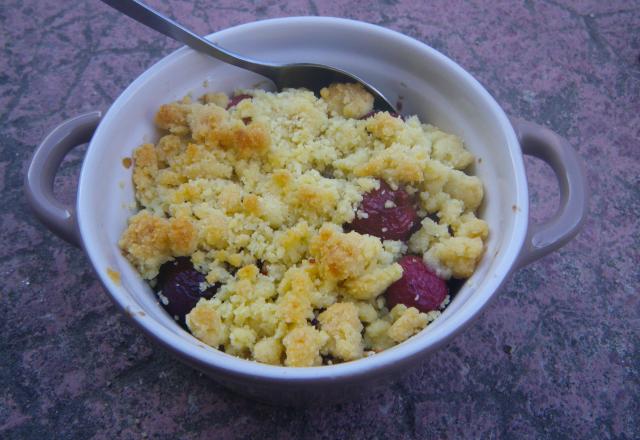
[1,0,639,438]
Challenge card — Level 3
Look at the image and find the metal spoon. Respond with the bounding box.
[101,0,397,112]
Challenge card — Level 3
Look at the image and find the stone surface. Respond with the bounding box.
[1,0,638,438]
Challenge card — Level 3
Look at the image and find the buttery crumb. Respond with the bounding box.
[107,267,121,284]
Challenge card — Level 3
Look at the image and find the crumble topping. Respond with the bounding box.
[119,83,488,366]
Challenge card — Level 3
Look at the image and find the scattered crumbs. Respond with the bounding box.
[512,204,520,212]
[477,157,482,164]
[364,351,375,357]
[396,96,404,112]
[106,267,121,284]
[414,294,419,301]
[356,210,369,219]
[122,157,132,169]
[384,200,396,209]
[138,311,146,316]
[381,227,388,233]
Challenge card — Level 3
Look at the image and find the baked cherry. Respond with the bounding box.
[226,94,252,109]
[348,181,418,241]
[385,256,448,313]
[156,257,217,323]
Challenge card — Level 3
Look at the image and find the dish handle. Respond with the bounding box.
[25,111,102,248]
[511,117,588,268]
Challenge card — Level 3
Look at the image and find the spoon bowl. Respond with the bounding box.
[262,63,397,112]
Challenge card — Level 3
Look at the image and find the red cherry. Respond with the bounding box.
[348,181,418,241]
[385,256,448,313]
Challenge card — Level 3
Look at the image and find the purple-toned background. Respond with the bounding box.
[1,0,638,438]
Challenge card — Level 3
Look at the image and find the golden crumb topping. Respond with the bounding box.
[119,84,488,366]
[320,83,374,119]
[318,303,364,361]
[283,325,329,367]
[387,305,429,343]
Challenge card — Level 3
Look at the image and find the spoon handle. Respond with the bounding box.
[100,0,278,77]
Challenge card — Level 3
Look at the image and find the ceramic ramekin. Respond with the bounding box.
[25,17,587,404]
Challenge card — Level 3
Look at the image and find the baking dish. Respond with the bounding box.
[25,17,587,404]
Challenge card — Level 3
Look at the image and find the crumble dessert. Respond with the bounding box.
[119,83,488,367]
